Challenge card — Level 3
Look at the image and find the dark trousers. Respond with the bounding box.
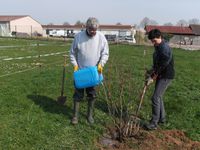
[73,86,96,102]
[151,79,172,125]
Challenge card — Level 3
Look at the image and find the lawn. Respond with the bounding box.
[0,38,200,149]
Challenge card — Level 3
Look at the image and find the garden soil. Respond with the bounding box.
[98,129,200,150]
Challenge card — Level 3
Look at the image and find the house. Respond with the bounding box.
[42,24,84,38]
[99,25,136,43]
[190,24,200,35]
[0,15,43,37]
[144,25,200,45]
[42,24,136,43]
[145,25,193,35]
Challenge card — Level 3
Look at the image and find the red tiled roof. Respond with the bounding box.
[100,25,133,30]
[42,24,133,30]
[0,15,28,22]
[145,25,194,35]
[42,24,84,29]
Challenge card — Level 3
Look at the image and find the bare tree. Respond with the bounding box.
[75,20,84,25]
[188,18,200,25]
[176,19,188,26]
[139,17,151,28]
[63,22,70,25]
[48,23,54,25]
[134,24,138,29]
[163,22,173,26]
[116,22,122,25]
[149,19,158,25]
[139,17,158,28]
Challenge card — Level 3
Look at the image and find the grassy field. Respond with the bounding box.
[0,37,200,149]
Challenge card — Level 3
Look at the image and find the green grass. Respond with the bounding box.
[0,38,200,149]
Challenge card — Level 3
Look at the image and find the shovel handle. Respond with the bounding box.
[60,55,67,96]
[135,84,148,116]
[63,55,67,67]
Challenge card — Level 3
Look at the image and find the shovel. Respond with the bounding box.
[57,55,67,105]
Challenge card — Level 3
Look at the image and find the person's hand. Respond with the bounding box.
[97,64,103,74]
[151,73,158,80]
[146,77,154,86]
[74,65,78,72]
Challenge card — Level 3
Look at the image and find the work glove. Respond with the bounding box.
[74,65,79,72]
[146,77,154,86]
[97,64,103,74]
[145,69,158,79]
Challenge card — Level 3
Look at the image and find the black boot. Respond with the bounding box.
[87,100,95,124]
[71,101,79,125]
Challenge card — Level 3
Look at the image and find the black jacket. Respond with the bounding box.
[153,40,175,79]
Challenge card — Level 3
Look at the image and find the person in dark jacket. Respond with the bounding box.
[145,29,175,130]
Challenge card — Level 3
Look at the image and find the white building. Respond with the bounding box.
[0,15,43,37]
[42,24,84,38]
[42,24,136,43]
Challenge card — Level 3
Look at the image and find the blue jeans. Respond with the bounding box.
[151,79,172,125]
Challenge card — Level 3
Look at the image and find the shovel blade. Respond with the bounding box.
[57,96,67,105]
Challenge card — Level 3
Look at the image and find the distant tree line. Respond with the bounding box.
[139,17,200,28]
[47,17,200,28]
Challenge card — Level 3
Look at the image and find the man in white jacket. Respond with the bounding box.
[70,17,109,124]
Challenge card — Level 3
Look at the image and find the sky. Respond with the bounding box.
[0,0,200,25]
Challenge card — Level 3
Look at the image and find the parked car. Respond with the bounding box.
[49,30,68,37]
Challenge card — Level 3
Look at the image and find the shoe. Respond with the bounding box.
[87,116,94,124]
[145,123,157,130]
[158,121,165,124]
[158,119,166,124]
[71,117,78,125]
